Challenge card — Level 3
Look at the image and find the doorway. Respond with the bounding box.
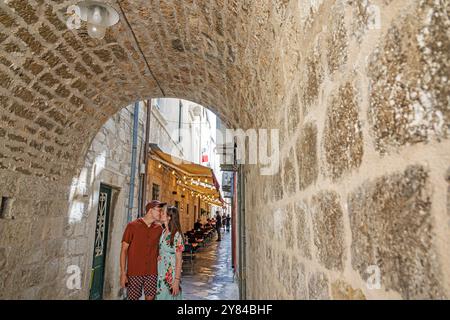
[89,184,113,300]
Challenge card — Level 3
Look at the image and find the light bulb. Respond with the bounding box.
[91,6,103,25]
[87,23,106,39]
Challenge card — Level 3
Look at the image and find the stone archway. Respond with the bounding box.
[0,0,449,299]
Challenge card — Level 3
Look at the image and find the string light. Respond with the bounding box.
[153,160,223,206]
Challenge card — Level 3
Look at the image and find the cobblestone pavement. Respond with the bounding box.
[182,228,239,300]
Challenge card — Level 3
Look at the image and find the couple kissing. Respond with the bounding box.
[120,200,184,300]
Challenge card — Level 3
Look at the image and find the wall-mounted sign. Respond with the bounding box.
[222,171,234,198]
[220,164,238,172]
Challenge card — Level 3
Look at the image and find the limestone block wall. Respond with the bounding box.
[244,0,449,300]
[67,103,147,300]
[0,0,448,300]
[0,102,147,299]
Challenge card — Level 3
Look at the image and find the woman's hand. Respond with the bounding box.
[171,279,181,296]
[120,273,128,288]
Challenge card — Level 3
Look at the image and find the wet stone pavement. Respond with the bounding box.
[182,228,239,300]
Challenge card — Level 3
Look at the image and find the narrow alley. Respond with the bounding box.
[0,0,449,301]
[183,230,239,300]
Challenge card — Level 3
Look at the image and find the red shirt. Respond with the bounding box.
[122,218,163,276]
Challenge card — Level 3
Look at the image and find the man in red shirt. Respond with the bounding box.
[120,200,166,300]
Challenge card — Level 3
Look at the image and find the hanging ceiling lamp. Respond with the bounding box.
[77,1,119,39]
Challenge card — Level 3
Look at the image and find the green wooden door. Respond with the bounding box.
[89,184,112,300]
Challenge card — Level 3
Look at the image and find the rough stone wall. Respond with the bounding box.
[0,0,449,299]
[1,102,147,299]
[68,103,148,300]
[245,0,449,300]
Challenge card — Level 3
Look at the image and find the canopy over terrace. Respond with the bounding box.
[149,144,224,207]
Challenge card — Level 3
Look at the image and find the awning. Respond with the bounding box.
[149,144,223,205]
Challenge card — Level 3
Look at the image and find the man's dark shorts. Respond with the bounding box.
[127,275,157,300]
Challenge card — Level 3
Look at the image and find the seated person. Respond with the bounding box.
[194,219,202,230]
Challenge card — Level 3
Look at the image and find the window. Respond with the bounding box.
[152,184,160,200]
[186,204,189,215]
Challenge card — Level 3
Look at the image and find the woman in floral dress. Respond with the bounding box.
[155,206,184,300]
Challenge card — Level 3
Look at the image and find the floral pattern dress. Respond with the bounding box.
[155,231,184,300]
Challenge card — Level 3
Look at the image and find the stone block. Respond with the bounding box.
[0,270,14,298]
[283,148,297,195]
[308,271,330,300]
[2,246,24,270]
[271,172,284,202]
[280,253,291,294]
[326,3,348,75]
[331,280,366,300]
[311,191,345,271]
[291,257,307,299]
[27,264,46,288]
[368,2,449,154]
[287,94,300,136]
[43,258,60,283]
[348,165,445,299]
[74,221,87,237]
[294,201,312,259]
[283,204,294,249]
[44,238,66,259]
[40,217,64,241]
[23,245,45,265]
[296,123,318,190]
[0,172,19,195]
[323,82,363,180]
[38,284,59,300]
[69,237,89,256]
[17,286,40,300]
[10,198,35,220]
[0,220,32,248]
[301,41,323,115]
[63,223,75,238]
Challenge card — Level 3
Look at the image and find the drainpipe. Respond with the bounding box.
[137,126,144,216]
[140,100,152,215]
[231,140,238,286]
[127,102,140,222]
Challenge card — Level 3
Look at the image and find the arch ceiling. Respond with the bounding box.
[0,0,293,179]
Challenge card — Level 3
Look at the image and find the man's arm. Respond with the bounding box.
[120,241,129,288]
